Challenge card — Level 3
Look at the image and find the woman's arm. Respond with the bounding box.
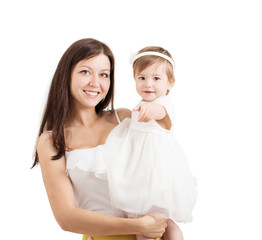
[37,132,166,237]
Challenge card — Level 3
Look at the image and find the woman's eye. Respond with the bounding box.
[100,73,109,78]
[81,70,90,75]
[139,77,145,80]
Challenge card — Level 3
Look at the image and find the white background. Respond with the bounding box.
[0,0,262,239]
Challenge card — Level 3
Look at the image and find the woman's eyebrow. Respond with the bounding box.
[79,65,110,72]
[79,65,90,68]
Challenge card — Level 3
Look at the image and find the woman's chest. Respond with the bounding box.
[66,122,117,151]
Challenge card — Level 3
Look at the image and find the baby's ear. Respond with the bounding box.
[168,77,175,90]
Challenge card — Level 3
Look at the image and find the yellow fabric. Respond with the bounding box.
[82,235,136,240]
[82,235,162,240]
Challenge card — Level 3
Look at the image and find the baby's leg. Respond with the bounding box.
[164,220,183,240]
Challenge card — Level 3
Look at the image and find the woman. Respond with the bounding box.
[32,38,167,239]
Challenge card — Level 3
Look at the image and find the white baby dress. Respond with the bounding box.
[104,96,197,223]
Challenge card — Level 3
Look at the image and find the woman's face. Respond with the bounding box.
[70,54,111,109]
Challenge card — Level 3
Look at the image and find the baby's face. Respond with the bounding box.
[134,62,172,102]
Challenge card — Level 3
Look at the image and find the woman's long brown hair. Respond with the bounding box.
[31,38,115,168]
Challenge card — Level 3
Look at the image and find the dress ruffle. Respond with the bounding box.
[66,146,107,180]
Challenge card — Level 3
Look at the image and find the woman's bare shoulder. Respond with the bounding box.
[37,131,51,145]
[37,132,57,159]
[102,108,131,123]
[115,108,131,121]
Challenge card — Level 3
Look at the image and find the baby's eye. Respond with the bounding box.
[81,70,90,75]
[138,76,145,80]
[154,77,160,80]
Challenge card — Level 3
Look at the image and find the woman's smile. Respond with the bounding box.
[83,90,100,97]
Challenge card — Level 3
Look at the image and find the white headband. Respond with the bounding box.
[132,51,175,69]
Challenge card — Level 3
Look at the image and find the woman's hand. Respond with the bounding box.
[137,215,167,238]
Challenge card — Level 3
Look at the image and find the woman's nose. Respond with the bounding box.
[88,74,99,87]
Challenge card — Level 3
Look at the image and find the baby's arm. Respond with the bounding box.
[133,103,166,122]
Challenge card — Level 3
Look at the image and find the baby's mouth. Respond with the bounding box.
[143,91,155,94]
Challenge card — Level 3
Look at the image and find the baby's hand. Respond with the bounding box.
[133,104,166,122]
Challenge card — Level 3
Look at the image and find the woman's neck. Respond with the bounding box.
[69,106,100,128]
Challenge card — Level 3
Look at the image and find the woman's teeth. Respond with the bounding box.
[84,90,99,96]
